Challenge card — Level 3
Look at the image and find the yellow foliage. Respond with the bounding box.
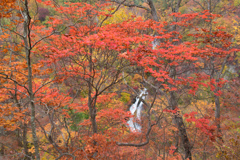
[234,0,240,6]
[132,74,142,82]
[99,6,139,25]
[232,20,240,46]
[29,146,35,154]
[120,92,131,103]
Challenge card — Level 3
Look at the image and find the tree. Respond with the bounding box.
[0,0,239,159]
[0,0,67,159]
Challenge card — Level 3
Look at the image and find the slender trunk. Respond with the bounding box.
[169,1,192,158]
[170,90,192,160]
[147,0,192,159]
[88,95,98,134]
[205,0,221,136]
[207,0,211,12]
[23,0,40,159]
[214,78,221,135]
[29,101,40,160]
[169,67,192,160]
[174,115,192,159]
[211,54,230,137]
[88,48,98,134]
[23,123,30,160]
[0,144,4,155]
[163,126,166,160]
[194,0,222,135]
[209,0,224,138]
[174,130,179,154]
[13,88,30,159]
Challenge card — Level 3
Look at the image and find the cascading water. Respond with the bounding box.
[127,88,148,132]
[126,36,153,132]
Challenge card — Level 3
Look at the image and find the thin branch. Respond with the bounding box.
[0,25,25,39]
[35,118,62,154]
[55,153,76,160]
[99,0,127,27]
[0,86,28,97]
[0,142,33,159]
[110,0,150,12]
[31,18,85,49]
[33,77,56,96]
[193,0,205,10]
[217,54,230,80]
[64,117,71,152]
[142,74,170,105]
[0,73,29,93]
[212,0,220,12]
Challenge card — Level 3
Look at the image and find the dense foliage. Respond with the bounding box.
[0,0,239,159]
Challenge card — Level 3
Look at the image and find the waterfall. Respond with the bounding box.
[152,35,159,49]
[127,88,148,132]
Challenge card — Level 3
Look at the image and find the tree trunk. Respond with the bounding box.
[214,77,223,136]
[147,0,159,22]
[88,95,98,134]
[0,144,4,156]
[88,48,98,134]
[147,0,192,159]
[170,90,192,160]
[23,123,30,160]
[13,85,30,159]
[23,0,40,159]
[168,0,192,158]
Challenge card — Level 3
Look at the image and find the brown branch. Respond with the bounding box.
[110,0,150,12]
[31,17,86,49]
[33,77,56,96]
[0,142,33,159]
[99,0,127,27]
[0,73,29,93]
[142,75,170,105]
[35,118,62,154]
[193,0,205,10]
[55,153,76,160]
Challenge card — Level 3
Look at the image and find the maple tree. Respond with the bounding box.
[0,0,239,159]
[113,1,239,159]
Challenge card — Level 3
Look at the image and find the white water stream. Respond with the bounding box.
[127,88,148,132]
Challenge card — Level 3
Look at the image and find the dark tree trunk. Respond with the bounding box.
[88,48,98,134]
[147,0,159,22]
[147,0,192,159]
[170,90,192,160]
[23,0,40,159]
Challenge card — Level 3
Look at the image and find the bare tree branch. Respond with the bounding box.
[0,73,29,93]
[193,0,205,10]
[55,153,76,160]
[99,0,127,27]
[110,0,150,12]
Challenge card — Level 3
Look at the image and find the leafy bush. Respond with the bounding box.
[38,7,49,21]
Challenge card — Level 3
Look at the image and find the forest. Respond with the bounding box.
[0,0,239,159]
